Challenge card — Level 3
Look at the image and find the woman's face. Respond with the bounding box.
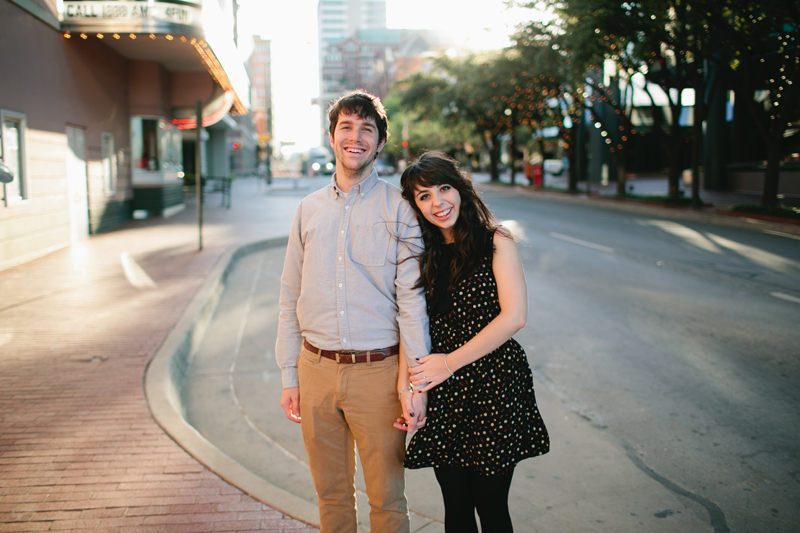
[412,183,462,243]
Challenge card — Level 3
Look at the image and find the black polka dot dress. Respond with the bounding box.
[404,248,550,475]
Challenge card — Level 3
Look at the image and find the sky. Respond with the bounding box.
[236,0,540,156]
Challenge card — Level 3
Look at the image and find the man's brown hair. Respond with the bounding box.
[328,89,389,146]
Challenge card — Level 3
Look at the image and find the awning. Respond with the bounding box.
[60,0,249,114]
[171,89,236,129]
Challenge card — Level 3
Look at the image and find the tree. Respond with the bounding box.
[392,55,516,181]
[511,21,587,191]
[520,0,721,200]
[709,0,800,207]
[382,85,480,164]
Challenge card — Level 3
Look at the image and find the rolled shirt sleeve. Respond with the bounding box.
[275,203,305,388]
[394,199,430,364]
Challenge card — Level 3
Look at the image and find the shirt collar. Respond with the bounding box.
[330,167,379,199]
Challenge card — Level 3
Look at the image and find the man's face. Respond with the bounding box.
[329,112,385,176]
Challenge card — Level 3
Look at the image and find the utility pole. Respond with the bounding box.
[402,119,409,161]
[196,100,203,251]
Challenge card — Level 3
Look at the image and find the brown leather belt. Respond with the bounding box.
[303,339,399,364]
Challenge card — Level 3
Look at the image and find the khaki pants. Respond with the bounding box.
[298,346,409,533]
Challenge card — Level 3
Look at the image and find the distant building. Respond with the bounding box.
[317,0,387,65]
[249,37,274,166]
[224,36,271,179]
[318,25,454,145]
[0,0,249,271]
[323,28,454,100]
[317,0,387,143]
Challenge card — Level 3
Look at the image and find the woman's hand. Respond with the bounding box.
[409,354,453,392]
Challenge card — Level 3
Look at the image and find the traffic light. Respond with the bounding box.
[232,142,241,149]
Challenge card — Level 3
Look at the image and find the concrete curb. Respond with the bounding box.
[143,236,321,528]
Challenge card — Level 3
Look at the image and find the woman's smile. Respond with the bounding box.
[434,207,453,220]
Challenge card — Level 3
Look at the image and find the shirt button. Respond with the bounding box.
[340,310,344,315]
[338,283,343,288]
[342,338,347,343]
[338,256,342,261]
[340,230,345,235]
[345,206,349,210]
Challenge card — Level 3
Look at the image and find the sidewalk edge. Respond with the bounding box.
[486,183,800,236]
[143,236,321,527]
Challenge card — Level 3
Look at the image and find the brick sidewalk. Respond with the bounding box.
[0,180,319,532]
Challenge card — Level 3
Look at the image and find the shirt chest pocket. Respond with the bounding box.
[351,223,391,267]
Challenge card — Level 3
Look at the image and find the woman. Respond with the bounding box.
[395,151,549,533]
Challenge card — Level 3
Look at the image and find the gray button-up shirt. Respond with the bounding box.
[275,169,430,388]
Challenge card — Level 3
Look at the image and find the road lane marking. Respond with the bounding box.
[120,252,156,288]
[763,230,800,241]
[707,233,799,274]
[771,292,800,304]
[228,255,307,464]
[643,220,722,253]
[550,232,614,253]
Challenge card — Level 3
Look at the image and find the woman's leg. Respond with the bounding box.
[434,466,479,533]
[471,468,515,533]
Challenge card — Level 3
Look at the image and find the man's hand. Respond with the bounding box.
[394,389,417,433]
[280,387,301,423]
[395,390,427,433]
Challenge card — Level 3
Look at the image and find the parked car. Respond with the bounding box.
[543,158,569,176]
[374,160,396,176]
[303,147,335,176]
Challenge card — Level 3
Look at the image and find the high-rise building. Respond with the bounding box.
[250,38,274,164]
[317,0,387,142]
[318,0,387,61]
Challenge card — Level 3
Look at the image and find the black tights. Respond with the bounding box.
[433,465,515,533]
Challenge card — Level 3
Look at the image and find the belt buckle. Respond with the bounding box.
[336,350,358,364]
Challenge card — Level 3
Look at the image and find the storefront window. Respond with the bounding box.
[159,119,182,171]
[131,117,182,172]
[101,132,116,194]
[1,110,27,205]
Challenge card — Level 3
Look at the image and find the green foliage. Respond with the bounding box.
[382,86,481,161]
[388,0,800,204]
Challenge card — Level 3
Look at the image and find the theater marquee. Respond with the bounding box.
[61,0,203,34]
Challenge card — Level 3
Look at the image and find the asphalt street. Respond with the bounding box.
[182,178,800,533]
[487,187,800,533]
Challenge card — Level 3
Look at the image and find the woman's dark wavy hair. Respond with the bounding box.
[400,151,498,294]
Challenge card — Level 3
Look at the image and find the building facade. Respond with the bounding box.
[0,0,249,271]
[249,37,274,171]
[322,28,452,101]
[317,0,386,143]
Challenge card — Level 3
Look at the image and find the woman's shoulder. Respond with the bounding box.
[493,225,514,240]
[491,225,518,248]
[491,225,520,257]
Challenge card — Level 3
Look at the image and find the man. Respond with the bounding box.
[276,90,430,532]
